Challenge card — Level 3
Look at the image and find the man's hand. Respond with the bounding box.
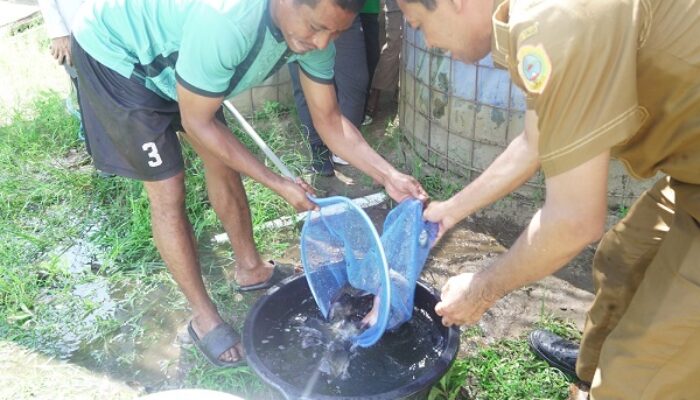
[435,272,502,327]
[278,177,317,212]
[50,36,72,66]
[298,72,429,204]
[383,170,428,203]
[423,200,460,242]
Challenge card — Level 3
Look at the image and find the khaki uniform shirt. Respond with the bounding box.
[491,0,700,190]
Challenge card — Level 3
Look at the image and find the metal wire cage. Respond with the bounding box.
[399,22,653,208]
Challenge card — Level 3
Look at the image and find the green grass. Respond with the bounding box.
[1,94,92,343]
[0,89,307,392]
[184,348,277,399]
[616,204,629,219]
[1,94,86,263]
[429,317,578,400]
[407,152,462,201]
[6,14,45,37]
[366,117,463,201]
[452,339,571,400]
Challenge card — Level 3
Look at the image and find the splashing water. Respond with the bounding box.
[295,286,372,380]
[255,285,445,397]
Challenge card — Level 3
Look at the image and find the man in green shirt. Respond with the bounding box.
[71,0,427,367]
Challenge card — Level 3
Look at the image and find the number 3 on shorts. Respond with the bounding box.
[142,142,163,167]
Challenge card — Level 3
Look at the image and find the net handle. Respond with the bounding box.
[223,100,297,180]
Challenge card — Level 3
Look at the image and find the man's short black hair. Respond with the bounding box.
[295,0,367,13]
[402,0,437,10]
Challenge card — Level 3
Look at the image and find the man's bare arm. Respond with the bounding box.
[176,83,315,210]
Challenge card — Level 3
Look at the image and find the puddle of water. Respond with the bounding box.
[33,236,117,359]
[51,234,102,275]
[70,284,189,388]
[55,278,118,358]
[34,235,192,388]
[73,279,117,321]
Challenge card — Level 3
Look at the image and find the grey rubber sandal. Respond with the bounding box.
[237,261,297,292]
[187,321,245,368]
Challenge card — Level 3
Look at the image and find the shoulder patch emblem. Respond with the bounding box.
[517,44,551,94]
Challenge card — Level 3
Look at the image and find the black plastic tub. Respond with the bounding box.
[242,274,460,400]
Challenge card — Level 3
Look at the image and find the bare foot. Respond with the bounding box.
[191,312,244,363]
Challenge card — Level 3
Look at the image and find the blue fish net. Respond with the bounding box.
[301,197,437,347]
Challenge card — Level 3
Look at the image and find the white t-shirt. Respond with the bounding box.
[37,0,85,38]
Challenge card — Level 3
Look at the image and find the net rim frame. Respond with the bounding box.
[301,195,392,347]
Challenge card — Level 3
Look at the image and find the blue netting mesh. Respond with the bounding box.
[301,197,437,347]
[379,199,438,329]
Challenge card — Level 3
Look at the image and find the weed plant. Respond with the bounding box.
[429,316,577,400]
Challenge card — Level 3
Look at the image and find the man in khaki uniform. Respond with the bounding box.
[397,0,700,397]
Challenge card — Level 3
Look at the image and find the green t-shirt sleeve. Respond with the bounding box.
[176,8,248,97]
[295,43,336,84]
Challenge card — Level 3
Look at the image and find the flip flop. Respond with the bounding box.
[187,321,245,368]
[236,261,298,292]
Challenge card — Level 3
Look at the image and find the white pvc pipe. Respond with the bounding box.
[213,191,388,244]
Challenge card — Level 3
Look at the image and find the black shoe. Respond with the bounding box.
[310,144,334,177]
[528,329,579,378]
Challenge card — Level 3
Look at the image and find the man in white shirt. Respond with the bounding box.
[38,0,83,71]
[37,0,85,139]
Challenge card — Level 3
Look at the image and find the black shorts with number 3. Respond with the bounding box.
[71,38,224,181]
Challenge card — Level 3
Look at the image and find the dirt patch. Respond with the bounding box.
[0,340,137,399]
[424,218,594,345]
